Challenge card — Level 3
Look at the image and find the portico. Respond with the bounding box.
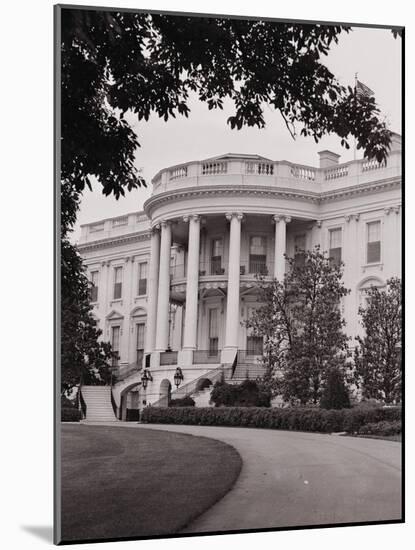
[145,210,307,368]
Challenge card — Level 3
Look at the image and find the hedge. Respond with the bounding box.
[126,409,141,421]
[61,407,82,422]
[358,420,402,436]
[141,406,401,434]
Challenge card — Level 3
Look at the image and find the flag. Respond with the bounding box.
[356,79,374,99]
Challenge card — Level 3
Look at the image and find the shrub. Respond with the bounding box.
[358,420,402,436]
[210,379,270,407]
[170,396,195,407]
[61,407,82,422]
[320,367,351,410]
[126,409,140,421]
[141,406,401,434]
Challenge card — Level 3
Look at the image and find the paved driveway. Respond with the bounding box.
[136,424,402,533]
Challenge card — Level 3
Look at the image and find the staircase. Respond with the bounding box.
[151,365,232,407]
[80,386,118,422]
[231,362,266,383]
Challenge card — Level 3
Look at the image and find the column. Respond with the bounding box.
[182,215,201,351]
[144,227,160,355]
[155,220,172,351]
[311,220,322,249]
[222,212,243,364]
[274,215,291,280]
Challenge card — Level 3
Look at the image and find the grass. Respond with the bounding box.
[60,424,242,543]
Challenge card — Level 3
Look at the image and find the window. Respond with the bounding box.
[210,238,223,275]
[294,234,306,267]
[136,323,145,365]
[111,326,120,367]
[138,262,148,296]
[113,266,123,299]
[329,228,342,265]
[90,270,99,302]
[247,336,264,356]
[208,309,219,356]
[367,221,381,263]
[249,236,267,274]
[246,307,263,355]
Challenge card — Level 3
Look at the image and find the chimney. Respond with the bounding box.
[318,150,340,169]
[389,132,402,153]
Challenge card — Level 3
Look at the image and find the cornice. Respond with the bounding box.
[77,230,151,253]
[320,176,401,202]
[143,177,401,217]
[144,185,321,217]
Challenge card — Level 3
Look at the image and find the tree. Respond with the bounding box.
[60,8,396,234]
[354,278,402,404]
[61,239,113,397]
[246,247,351,405]
[320,366,351,409]
[59,9,398,396]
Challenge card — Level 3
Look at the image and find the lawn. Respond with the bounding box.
[60,424,242,542]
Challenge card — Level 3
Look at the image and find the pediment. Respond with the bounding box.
[106,309,124,321]
[358,276,385,290]
[131,306,146,317]
[204,153,274,163]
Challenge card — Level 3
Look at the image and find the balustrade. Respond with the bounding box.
[202,161,228,175]
[290,165,316,181]
[169,165,188,180]
[362,158,387,172]
[324,165,349,180]
[112,216,128,227]
[193,350,221,364]
[246,161,274,175]
[160,351,178,365]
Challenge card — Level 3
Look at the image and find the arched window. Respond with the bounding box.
[357,277,385,309]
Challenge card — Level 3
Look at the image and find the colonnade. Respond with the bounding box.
[144,213,292,364]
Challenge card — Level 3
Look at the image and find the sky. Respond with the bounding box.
[72,25,402,242]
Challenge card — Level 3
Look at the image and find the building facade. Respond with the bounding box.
[78,134,402,414]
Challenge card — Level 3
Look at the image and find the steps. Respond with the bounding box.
[80,386,118,422]
[231,363,266,383]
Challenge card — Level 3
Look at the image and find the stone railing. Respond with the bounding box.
[362,158,387,172]
[89,221,105,232]
[112,215,128,227]
[150,152,399,196]
[246,161,274,175]
[290,165,316,181]
[169,165,188,180]
[202,161,228,175]
[324,165,349,180]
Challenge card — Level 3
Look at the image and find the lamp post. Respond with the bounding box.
[174,367,184,389]
[141,369,153,406]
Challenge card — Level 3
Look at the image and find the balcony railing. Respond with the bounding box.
[246,161,274,175]
[111,362,142,383]
[160,351,178,365]
[237,349,264,364]
[170,259,274,283]
[193,350,221,364]
[202,161,227,175]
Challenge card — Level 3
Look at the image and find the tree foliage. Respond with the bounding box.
[246,247,351,405]
[61,239,113,396]
[60,8,395,234]
[354,278,402,404]
[210,378,271,407]
[320,366,351,409]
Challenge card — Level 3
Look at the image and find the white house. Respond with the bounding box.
[77,134,402,419]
